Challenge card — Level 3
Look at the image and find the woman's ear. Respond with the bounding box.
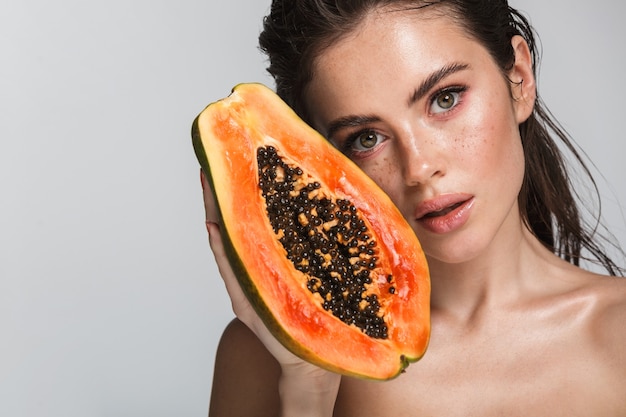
[510,35,537,123]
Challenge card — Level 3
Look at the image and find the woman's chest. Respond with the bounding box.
[334,359,617,416]
[333,321,620,416]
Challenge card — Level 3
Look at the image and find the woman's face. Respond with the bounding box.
[305,8,534,265]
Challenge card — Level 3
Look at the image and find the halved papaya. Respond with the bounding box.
[192,83,430,380]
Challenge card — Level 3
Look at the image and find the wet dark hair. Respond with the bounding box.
[258,0,625,275]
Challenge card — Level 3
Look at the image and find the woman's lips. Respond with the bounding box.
[414,194,475,234]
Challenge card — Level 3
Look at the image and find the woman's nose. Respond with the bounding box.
[398,131,444,187]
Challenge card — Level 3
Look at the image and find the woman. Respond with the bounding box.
[203,1,626,415]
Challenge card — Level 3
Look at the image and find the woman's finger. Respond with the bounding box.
[200,169,322,369]
[206,221,253,319]
[200,169,220,224]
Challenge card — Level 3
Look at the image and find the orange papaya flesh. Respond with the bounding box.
[192,83,430,380]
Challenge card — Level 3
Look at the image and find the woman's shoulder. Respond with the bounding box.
[219,316,271,347]
[542,262,625,357]
[580,270,626,315]
[209,318,281,417]
[581,273,626,407]
[214,317,281,379]
[573,271,626,377]
[586,272,626,334]
[565,267,626,327]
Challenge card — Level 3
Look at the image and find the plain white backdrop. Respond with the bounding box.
[1,1,624,416]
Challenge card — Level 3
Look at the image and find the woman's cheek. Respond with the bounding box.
[360,157,402,201]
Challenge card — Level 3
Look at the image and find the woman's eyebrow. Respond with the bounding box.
[324,63,469,139]
[325,114,381,140]
[407,62,470,106]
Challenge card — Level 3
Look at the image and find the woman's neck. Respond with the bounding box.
[426,221,573,322]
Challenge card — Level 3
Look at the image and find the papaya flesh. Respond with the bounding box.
[192,83,430,380]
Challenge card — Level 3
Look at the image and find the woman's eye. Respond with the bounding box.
[350,130,384,152]
[430,88,464,114]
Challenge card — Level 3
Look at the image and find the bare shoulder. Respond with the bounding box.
[209,318,281,417]
[588,273,626,342]
[584,272,626,327]
[580,273,626,388]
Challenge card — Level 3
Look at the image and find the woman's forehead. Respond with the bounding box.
[305,9,482,126]
[310,5,473,84]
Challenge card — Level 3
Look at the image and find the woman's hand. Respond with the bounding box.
[201,169,299,365]
[200,170,341,416]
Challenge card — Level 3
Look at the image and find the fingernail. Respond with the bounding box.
[205,220,218,236]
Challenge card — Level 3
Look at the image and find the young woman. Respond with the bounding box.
[202,1,626,415]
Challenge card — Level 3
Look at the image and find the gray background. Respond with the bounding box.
[1,1,624,416]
